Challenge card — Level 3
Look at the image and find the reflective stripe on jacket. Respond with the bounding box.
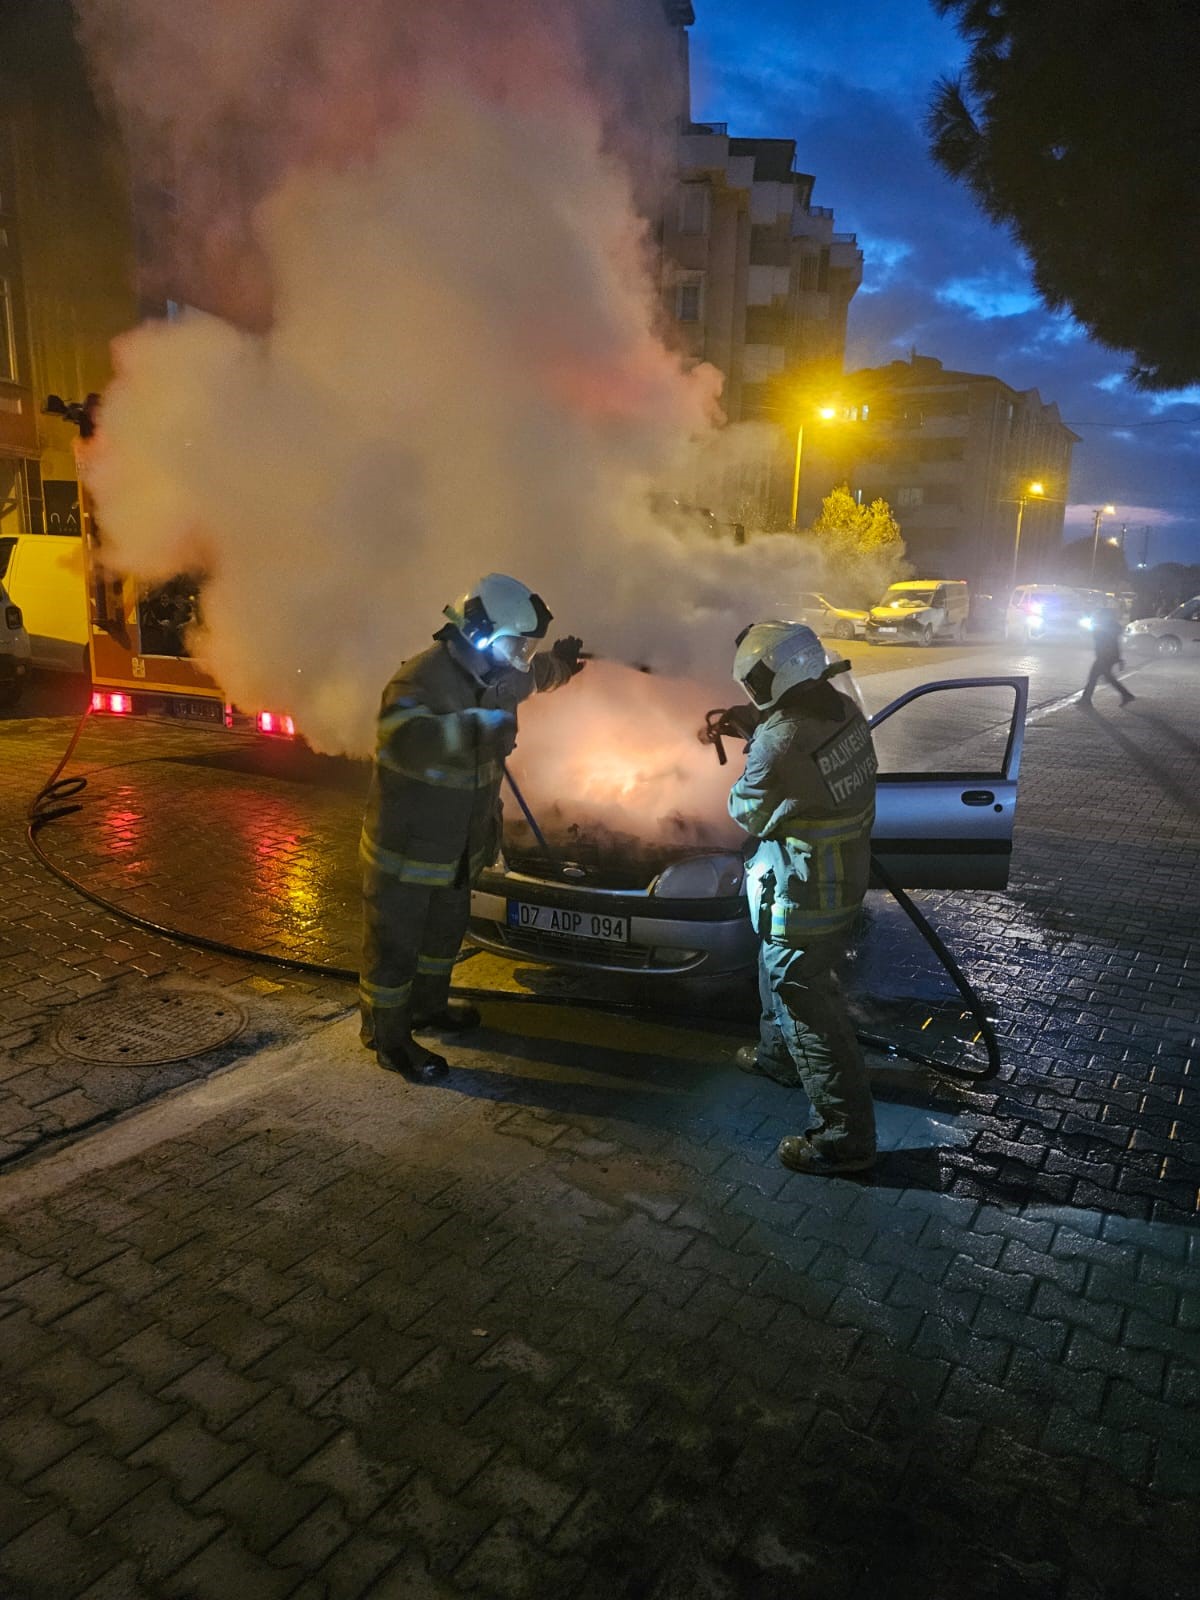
[729,688,877,943]
[362,639,568,887]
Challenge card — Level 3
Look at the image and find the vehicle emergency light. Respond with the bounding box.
[91,691,131,715]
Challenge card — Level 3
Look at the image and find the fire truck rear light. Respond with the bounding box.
[256,710,295,737]
[92,691,131,715]
[281,715,295,738]
[258,711,275,733]
[224,703,234,728]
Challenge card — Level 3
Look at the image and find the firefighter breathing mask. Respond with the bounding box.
[732,620,849,710]
[444,573,552,673]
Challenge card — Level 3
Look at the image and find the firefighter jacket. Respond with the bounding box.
[729,685,877,944]
[361,637,570,890]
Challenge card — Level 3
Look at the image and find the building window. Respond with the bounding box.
[0,279,17,383]
[678,184,710,237]
[675,273,704,323]
[896,486,924,509]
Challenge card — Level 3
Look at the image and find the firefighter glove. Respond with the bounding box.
[551,636,586,676]
[478,708,518,756]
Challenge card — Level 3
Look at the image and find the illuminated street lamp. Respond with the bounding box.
[1089,503,1117,581]
[790,404,840,529]
[1009,480,1045,588]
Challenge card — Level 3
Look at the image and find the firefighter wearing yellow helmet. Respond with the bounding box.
[360,575,584,1081]
[728,620,878,1174]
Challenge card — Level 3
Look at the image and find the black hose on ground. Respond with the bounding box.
[27,705,999,1082]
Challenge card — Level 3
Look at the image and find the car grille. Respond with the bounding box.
[474,920,704,972]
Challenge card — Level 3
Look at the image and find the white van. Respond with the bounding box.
[0,534,89,673]
[865,579,970,646]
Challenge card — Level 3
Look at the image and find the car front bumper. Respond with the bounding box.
[468,877,756,977]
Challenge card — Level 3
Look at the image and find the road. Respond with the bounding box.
[1,637,1198,1599]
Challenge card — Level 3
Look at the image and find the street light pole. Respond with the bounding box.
[1090,503,1116,582]
[790,424,804,530]
[1010,481,1044,590]
[790,405,839,530]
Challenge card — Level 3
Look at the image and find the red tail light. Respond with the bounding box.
[256,710,295,737]
[91,691,131,715]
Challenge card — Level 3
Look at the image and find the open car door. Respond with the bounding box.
[867,675,1028,890]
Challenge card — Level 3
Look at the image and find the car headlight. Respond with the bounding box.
[1079,616,1094,630]
[653,851,744,898]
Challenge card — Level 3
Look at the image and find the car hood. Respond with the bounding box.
[870,599,933,617]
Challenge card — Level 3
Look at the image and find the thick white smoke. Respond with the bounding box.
[78,0,892,835]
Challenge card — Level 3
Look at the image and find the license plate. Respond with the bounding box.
[507,902,629,943]
[876,626,897,634]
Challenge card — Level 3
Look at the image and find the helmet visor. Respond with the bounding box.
[490,633,540,672]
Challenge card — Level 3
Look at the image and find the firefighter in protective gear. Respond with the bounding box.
[728,621,879,1175]
[360,574,584,1082]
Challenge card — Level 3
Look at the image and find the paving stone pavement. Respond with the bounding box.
[0,661,1197,1596]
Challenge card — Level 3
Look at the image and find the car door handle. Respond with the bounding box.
[960,790,995,806]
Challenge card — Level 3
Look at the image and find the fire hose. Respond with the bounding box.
[27,703,999,1085]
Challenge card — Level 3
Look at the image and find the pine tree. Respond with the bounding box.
[928,0,1199,388]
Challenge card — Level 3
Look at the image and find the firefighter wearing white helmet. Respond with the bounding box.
[728,620,879,1175]
[360,574,584,1081]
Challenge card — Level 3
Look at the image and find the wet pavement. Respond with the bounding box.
[0,650,1197,1597]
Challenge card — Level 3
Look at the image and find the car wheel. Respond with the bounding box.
[917,624,933,648]
[1157,634,1181,657]
[834,620,855,640]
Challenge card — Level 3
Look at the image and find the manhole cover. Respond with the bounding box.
[53,989,247,1066]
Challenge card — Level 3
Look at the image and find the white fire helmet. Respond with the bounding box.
[733,620,845,710]
[444,573,553,672]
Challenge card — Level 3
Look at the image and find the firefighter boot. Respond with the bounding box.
[736,1043,799,1086]
[412,1001,481,1035]
[777,1134,874,1176]
[376,1034,449,1083]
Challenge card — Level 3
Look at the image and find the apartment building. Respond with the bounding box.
[665,127,862,425]
[0,0,139,542]
[839,354,1079,583]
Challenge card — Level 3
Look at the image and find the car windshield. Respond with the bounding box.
[1170,597,1200,618]
[882,589,935,606]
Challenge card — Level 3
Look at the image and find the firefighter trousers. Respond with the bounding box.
[359,872,471,1053]
[756,935,876,1162]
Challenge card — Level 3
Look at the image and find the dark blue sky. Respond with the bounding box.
[690,0,1200,566]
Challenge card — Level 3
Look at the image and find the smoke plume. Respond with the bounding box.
[77,0,898,834]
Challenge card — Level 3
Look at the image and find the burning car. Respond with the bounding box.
[468,662,1028,977]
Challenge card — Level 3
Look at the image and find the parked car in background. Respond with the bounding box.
[794,591,868,640]
[468,671,1028,978]
[1124,595,1200,656]
[865,579,970,646]
[1004,584,1106,643]
[0,578,32,706]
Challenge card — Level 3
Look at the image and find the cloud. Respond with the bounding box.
[938,277,1042,320]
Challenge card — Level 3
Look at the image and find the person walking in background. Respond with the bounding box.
[1079,605,1135,707]
[727,621,879,1176]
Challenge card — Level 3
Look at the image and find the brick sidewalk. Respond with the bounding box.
[0,667,1198,1596]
